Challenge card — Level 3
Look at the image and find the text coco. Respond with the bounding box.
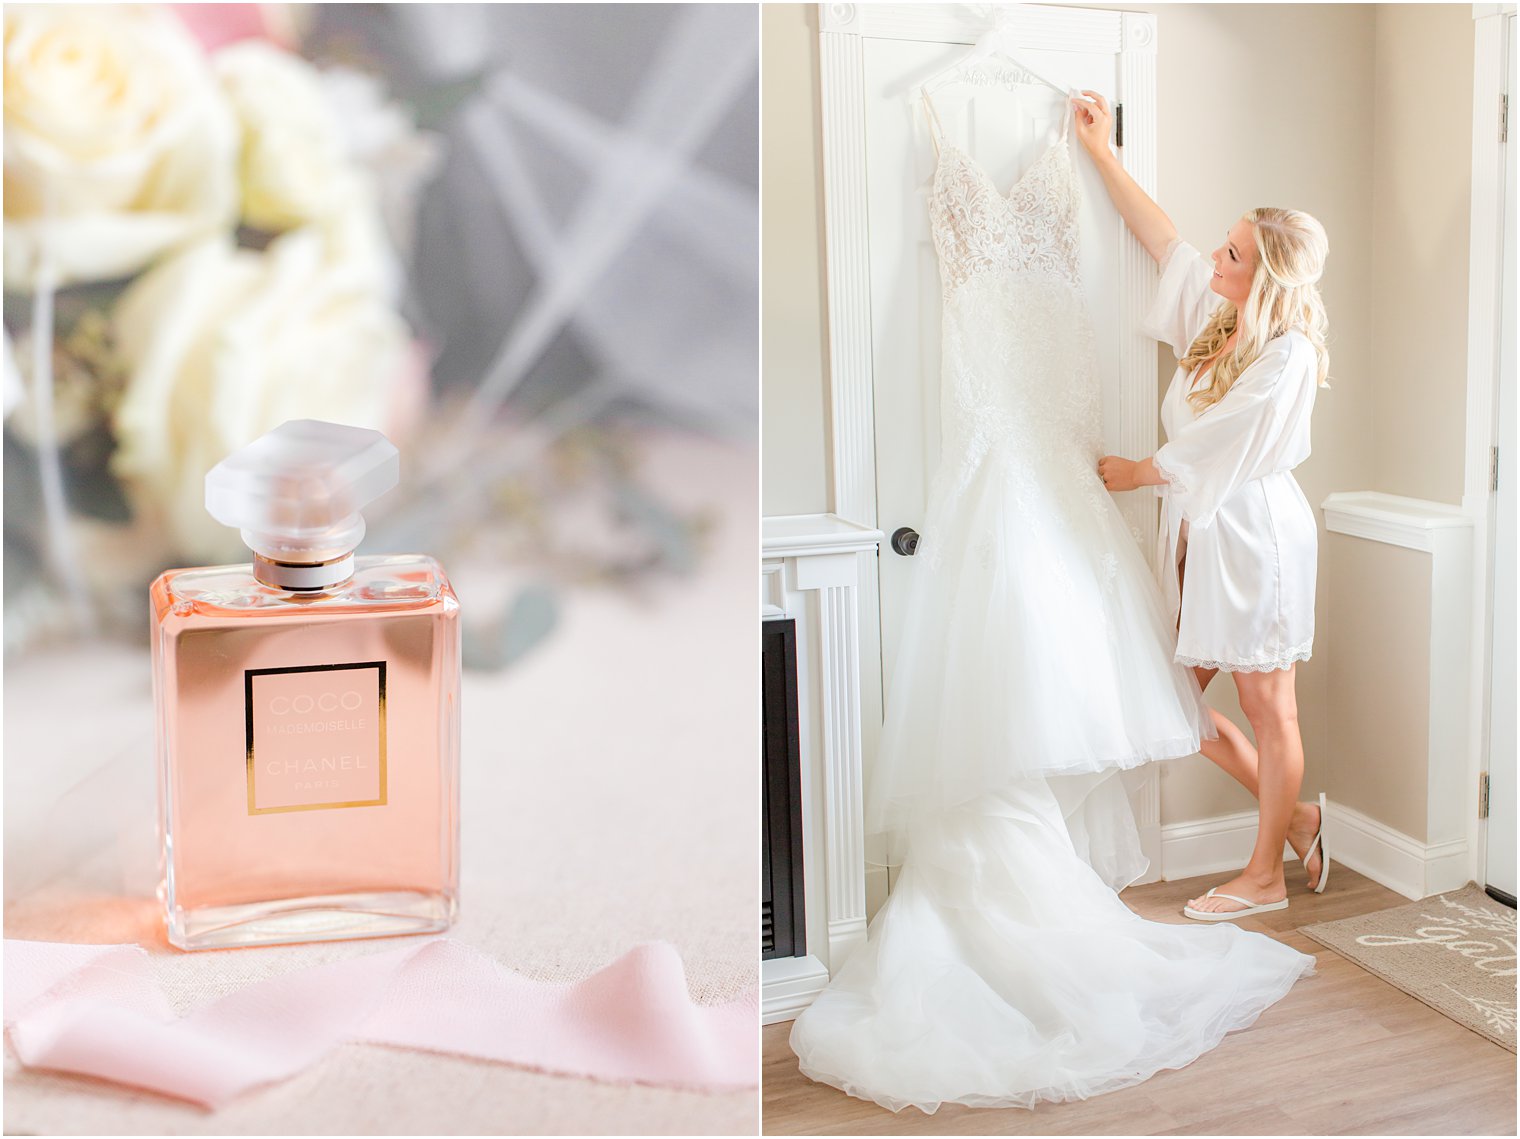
[267,692,364,715]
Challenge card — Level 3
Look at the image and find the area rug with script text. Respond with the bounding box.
[1302,884,1516,1052]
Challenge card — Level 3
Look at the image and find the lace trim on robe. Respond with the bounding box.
[1175,641,1313,673]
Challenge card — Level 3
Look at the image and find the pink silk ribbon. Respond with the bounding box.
[4,937,757,1107]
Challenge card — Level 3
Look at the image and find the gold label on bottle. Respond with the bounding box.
[245,662,387,814]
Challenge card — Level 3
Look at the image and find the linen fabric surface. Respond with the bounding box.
[3,429,758,1136]
[787,88,1317,1115]
[1142,237,1320,673]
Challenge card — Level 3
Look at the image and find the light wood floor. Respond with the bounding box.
[762,866,1518,1135]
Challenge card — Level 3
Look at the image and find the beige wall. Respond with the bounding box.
[760,3,1475,832]
[761,3,830,516]
[1370,4,1474,505]
[1325,533,1434,841]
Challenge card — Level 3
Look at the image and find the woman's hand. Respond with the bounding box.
[1098,455,1143,492]
[1071,90,1116,165]
[1071,94,1178,262]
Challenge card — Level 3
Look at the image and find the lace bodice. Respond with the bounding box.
[925,99,1083,302]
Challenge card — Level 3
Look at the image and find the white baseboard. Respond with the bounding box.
[761,954,829,1025]
[1324,800,1469,901]
[1159,809,1288,880]
[1159,800,1469,902]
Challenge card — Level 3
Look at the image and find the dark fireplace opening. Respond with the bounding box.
[763,617,806,960]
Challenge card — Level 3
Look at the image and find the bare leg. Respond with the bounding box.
[1178,558,1322,890]
[1191,672,1322,887]
[1187,666,1307,912]
[1195,681,1256,795]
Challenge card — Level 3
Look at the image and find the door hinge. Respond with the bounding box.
[1493,446,1501,493]
[1115,102,1124,148]
[1480,771,1491,819]
[1503,94,1509,145]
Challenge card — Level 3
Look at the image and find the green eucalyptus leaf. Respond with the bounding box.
[462,582,559,672]
[412,72,488,131]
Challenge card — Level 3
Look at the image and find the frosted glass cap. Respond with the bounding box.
[205,420,398,564]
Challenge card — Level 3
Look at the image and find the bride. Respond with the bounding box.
[1080,88,1333,919]
[787,81,1318,1115]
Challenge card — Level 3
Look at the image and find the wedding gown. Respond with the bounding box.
[788,87,1316,1114]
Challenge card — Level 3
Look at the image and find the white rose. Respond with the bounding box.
[111,216,421,563]
[3,4,238,289]
[214,40,366,232]
[318,65,445,260]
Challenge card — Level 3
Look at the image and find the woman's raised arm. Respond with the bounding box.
[1071,90,1178,264]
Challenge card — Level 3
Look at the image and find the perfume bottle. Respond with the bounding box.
[151,420,460,950]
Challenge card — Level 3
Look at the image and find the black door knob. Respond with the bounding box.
[890,527,920,556]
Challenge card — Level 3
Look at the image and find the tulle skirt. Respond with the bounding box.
[791,786,1317,1114]
[793,433,1316,1116]
[865,435,1216,866]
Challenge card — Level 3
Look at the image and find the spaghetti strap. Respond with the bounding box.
[920,87,945,158]
[1059,86,1075,142]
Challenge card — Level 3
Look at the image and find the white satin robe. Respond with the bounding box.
[1139,238,1319,673]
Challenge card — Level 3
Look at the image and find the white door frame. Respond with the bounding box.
[1464,4,1516,894]
[817,2,1166,876]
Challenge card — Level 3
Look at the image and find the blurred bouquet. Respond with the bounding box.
[3,3,755,659]
[3,4,435,641]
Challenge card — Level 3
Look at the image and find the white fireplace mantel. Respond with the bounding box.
[761,513,882,1023]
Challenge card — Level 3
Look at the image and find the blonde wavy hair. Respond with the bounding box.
[1181,207,1331,412]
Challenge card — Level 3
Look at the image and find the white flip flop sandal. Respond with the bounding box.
[1303,791,1330,894]
[1182,887,1289,922]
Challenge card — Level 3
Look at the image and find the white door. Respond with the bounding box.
[1484,12,1516,903]
[854,9,1164,877]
